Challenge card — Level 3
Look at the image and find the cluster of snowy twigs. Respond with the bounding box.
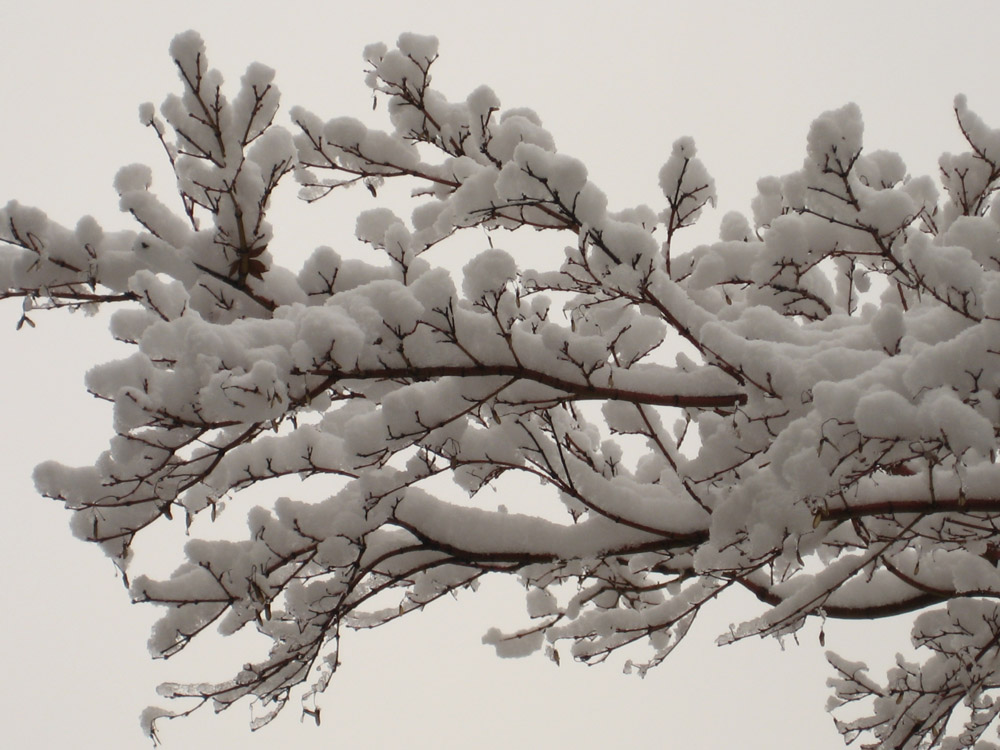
[4,31,1000,749]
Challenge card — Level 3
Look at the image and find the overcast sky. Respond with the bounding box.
[2,2,999,748]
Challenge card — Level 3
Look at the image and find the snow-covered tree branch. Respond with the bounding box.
[4,30,1000,749]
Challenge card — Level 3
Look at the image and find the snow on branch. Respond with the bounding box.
[6,30,1000,749]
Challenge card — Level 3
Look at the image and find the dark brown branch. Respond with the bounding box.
[737,573,949,620]
[306,363,747,409]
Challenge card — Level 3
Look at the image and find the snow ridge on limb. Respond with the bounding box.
[7,31,1000,749]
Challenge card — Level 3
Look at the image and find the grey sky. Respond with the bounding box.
[1,2,997,747]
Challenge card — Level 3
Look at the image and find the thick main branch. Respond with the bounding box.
[306,363,747,409]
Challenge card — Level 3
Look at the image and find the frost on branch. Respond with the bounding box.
[6,31,1000,750]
